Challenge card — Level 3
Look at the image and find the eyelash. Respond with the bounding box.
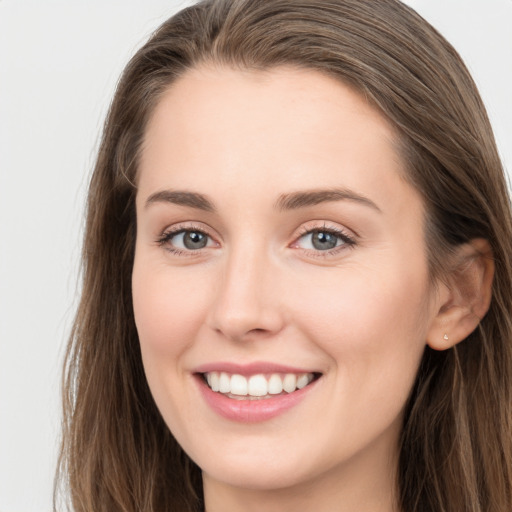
[156,223,357,258]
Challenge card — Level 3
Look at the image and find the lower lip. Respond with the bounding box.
[196,375,319,423]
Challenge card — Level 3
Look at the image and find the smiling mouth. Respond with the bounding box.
[201,371,321,400]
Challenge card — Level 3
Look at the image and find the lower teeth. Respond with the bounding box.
[224,392,286,400]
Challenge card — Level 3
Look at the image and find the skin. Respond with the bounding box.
[132,66,452,512]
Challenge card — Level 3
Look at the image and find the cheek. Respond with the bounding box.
[290,263,431,403]
[131,258,213,435]
[132,259,207,361]
[292,263,430,344]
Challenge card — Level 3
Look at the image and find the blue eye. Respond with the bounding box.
[159,229,214,251]
[296,228,354,251]
[175,230,209,249]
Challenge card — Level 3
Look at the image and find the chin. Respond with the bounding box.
[200,454,318,491]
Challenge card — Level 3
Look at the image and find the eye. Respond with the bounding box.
[157,227,216,253]
[294,227,355,253]
[173,230,209,250]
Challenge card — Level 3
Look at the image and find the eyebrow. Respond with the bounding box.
[274,188,381,212]
[145,190,216,212]
[144,187,381,213]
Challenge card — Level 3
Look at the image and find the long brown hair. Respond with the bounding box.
[55,1,512,511]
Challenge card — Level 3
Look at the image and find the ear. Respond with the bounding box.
[427,238,494,350]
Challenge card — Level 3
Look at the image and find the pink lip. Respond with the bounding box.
[194,371,320,423]
[193,361,317,376]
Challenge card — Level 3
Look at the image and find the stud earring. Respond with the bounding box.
[443,334,449,341]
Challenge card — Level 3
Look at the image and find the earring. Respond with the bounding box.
[443,334,449,341]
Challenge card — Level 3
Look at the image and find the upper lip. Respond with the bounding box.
[193,361,320,376]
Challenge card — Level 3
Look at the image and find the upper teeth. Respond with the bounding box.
[205,372,314,397]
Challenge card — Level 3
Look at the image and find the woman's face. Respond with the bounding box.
[133,67,443,495]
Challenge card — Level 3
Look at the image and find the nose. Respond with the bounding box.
[207,244,285,342]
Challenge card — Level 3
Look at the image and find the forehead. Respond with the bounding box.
[138,65,420,220]
[142,65,398,163]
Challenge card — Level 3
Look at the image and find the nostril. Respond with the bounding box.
[210,315,284,342]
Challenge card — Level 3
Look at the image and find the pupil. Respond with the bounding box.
[312,231,338,250]
[184,231,207,249]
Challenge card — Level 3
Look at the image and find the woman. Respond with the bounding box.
[56,0,512,511]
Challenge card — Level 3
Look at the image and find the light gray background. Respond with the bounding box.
[0,1,510,510]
